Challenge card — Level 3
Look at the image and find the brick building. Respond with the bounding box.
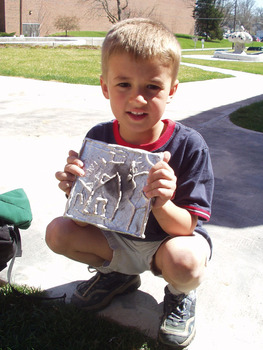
[0,0,195,36]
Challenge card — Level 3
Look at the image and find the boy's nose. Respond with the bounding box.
[129,92,147,105]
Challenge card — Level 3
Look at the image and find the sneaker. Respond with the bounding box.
[71,271,141,311]
[159,286,196,349]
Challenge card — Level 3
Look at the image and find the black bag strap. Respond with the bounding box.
[7,227,22,284]
[0,223,22,283]
[0,225,66,301]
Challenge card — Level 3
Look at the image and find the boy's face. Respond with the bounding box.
[100,53,178,145]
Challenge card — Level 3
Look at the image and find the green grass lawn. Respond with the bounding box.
[230,100,263,132]
[0,46,231,85]
[181,56,263,75]
[0,46,102,85]
[0,284,165,350]
[50,30,107,37]
[177,36,231,50]
[1,33,262,85]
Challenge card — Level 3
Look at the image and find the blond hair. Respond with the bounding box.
[101,18,181,84]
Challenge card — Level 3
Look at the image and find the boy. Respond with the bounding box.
[46,18,214,349]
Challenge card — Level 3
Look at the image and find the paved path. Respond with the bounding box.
[0,62,263,349]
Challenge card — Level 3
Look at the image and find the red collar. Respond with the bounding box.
[113,119,175,151]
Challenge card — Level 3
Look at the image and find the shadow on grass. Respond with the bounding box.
[0,282,166,350]
[47,280,164,337]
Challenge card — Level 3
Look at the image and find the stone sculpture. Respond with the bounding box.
[228,26,252,54]
[213,25,263,61]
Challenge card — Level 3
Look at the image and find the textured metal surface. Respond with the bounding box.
[64,138,163,238]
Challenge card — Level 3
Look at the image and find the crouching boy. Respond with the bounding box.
[46,18,214,349]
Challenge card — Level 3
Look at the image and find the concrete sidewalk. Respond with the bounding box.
[0,67,263,349]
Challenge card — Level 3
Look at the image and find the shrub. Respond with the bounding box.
[0,32,16,37]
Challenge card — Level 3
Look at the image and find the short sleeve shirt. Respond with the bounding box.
[86,119,214,249]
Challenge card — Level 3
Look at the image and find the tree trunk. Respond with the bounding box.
[117,0,121,21]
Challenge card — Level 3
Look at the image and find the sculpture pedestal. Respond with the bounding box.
[213,50,263,62]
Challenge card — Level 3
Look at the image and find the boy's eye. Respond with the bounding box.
[118,82,130,88]
[147,84,160,90]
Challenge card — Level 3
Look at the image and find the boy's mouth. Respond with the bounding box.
[127,111,147,120]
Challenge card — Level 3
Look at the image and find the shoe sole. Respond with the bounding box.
[71,275,141,311]
[158,327,196,350]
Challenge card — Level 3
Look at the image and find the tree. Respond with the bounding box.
[254,6,263,35]
[54,16,79,36]
[85,0,157,24]
[193,0,224,40]
[220,0,262,34]
[237,0,256,32]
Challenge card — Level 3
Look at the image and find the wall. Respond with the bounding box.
[3,0,195,36]
[4,0,20,34]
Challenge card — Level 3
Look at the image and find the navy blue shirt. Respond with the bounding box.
[86,119,214,251]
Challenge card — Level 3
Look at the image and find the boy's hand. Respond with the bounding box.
[55,150,85,196]
[143,151,177,208]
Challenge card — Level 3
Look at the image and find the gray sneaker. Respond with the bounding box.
[159,286,196,349]
[71,271,141,311]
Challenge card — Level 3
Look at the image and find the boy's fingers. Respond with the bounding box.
[55,171,75,182]
[67,155,84,168]
[58,181,73,194]
[55,150,82,196]
[64,163,85,176]
[68,150,78,157]
[162,151,171,163]
[148,167,176,184]
[145,178,176,193]
[149,152,172,175]
[67,150,84,168]
[148,186,173,198]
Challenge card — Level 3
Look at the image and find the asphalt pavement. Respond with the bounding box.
[0,59,263,349]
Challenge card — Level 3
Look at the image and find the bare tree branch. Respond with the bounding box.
[83,0,157,24]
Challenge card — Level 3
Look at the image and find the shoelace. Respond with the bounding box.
[166,294,188,321]
[87,265,97,273]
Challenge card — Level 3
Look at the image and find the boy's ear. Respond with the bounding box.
[167,80,179,104]
[100,75,109,99]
